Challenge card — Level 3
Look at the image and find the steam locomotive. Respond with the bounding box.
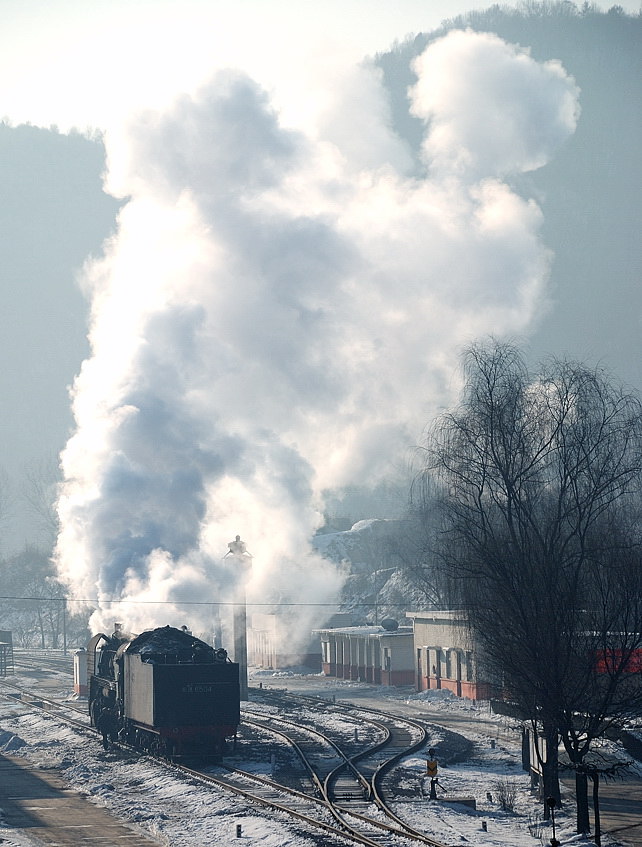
[88,624,240,757]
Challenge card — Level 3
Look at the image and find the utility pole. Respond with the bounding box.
[62,597,67,655]
[224,536,252,700]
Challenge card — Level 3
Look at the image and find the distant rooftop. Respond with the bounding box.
[313,625,413,637]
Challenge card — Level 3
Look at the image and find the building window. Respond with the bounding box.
[466,651,474,682]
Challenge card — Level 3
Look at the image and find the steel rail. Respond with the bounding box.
[1,676,447,847]
[1,678,364,844]
[8,655,456,846]
[243,702,448,847]
[243,705,375,795]
[0,678,93,734]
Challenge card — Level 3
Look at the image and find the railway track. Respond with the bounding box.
[13,649,74,672]
[243,692,449,846]
[8,650,642,846]
[0,677,90,730]
[2,656,453,846]
[190,710,447,847]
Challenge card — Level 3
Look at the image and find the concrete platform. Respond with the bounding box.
[0,753,160,846]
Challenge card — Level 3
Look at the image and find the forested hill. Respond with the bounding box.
[376,3,641,391]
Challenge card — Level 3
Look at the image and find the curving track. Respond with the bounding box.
[244,690,446,846]
[1,679,443,846]
[7,649,642,846]
[4,652,454,846]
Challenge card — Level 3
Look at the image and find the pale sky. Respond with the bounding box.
[2,0,639,133]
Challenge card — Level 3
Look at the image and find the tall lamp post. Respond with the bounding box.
[224,535,252,700]
[62,597,67,655]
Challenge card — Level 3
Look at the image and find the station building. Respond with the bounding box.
[315,621,415,686]
[314,611,496,698]
[406,610,496,699]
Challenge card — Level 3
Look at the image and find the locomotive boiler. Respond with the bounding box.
[88,624,240,757]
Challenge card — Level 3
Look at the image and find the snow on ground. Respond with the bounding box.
[0,665,632,847]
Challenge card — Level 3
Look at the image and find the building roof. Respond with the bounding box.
[314,625,413,638]
[406,610,466,623]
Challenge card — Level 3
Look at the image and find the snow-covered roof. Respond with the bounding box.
[406,610,466,622]
[313,625,413,638]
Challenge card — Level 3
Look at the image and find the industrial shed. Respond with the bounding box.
[406,610,495,699]
[315,622,415,686]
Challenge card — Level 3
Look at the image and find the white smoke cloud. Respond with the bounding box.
[411,29,580,179]
[55,31,579,645]
[315,62,415,175]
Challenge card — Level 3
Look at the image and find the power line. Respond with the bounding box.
[0,594,414,608]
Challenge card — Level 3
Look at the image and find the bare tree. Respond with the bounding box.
[0,545,68,648]
[401,484,449,608]
[419,339,642,833]
[0,465,15,556]
[22,456,60,544]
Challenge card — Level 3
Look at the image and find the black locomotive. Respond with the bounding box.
[88,624,240,757]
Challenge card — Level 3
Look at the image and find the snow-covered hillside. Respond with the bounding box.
[312,518,433,623]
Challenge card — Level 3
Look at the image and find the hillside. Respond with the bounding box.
[313,518,436,622]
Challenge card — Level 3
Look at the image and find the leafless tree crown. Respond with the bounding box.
[420,339,642,832]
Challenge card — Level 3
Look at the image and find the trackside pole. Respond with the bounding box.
[225,535,252,701]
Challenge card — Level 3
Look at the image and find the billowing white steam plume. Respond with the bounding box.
[55,30,579,643]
